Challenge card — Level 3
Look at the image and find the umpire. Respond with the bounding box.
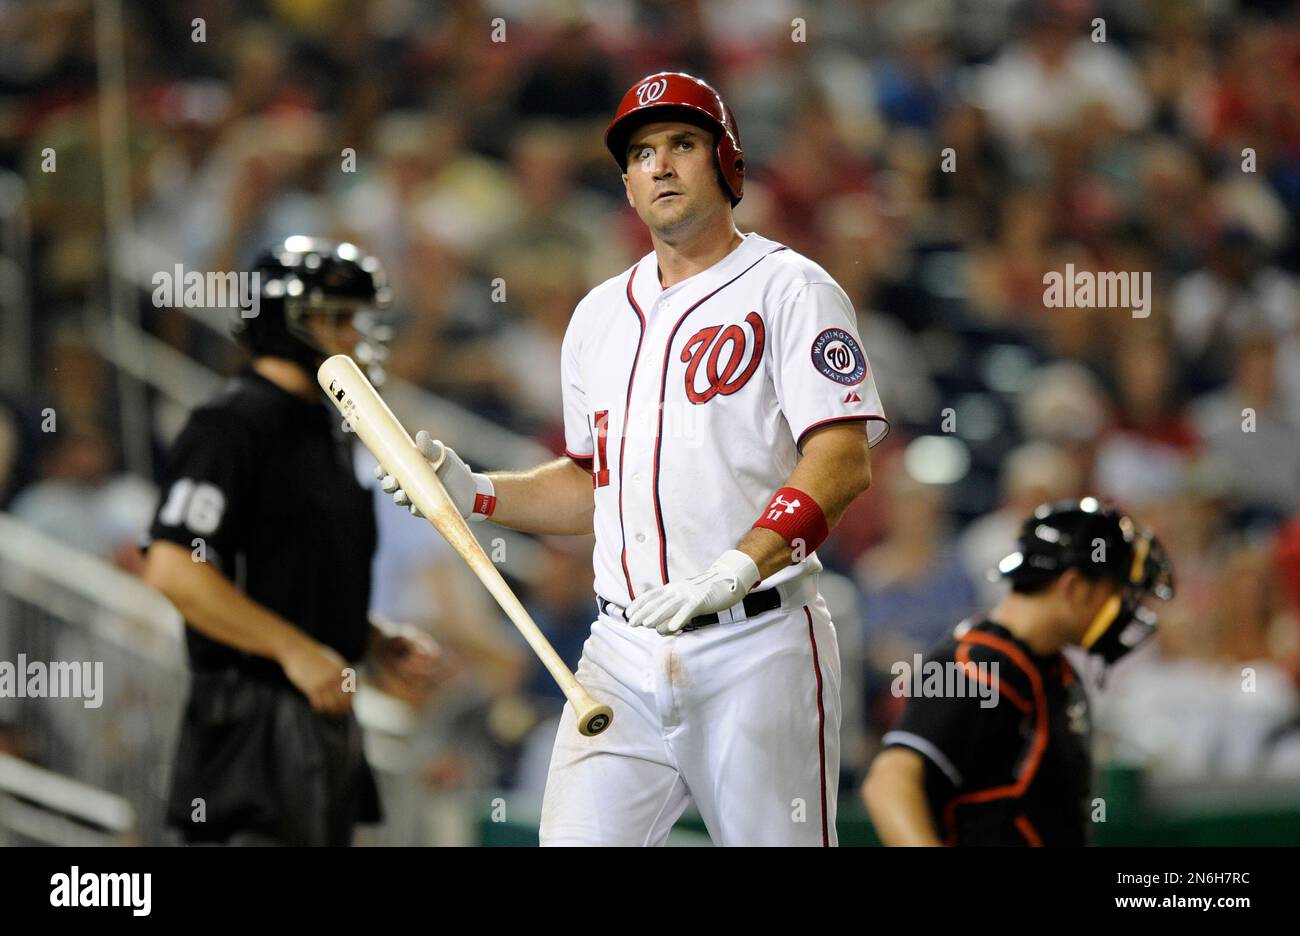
[143,237,436,846]
[863,499,1174,846]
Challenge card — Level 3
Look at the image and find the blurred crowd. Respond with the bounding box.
[2,0,1300,840]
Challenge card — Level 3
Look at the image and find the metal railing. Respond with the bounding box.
[0,753,137,846]
[0,512,185,844]
[0,509,520,845]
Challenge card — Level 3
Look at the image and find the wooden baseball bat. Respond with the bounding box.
[318,354,612,736]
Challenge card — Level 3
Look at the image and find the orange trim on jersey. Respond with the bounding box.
[941,629,1049,839]
[956,642,1031,713]
[1015,814,1044,847]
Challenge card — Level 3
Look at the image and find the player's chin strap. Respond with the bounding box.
[1080,594,1123,654]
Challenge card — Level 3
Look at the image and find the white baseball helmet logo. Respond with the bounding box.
[636,78,668,106]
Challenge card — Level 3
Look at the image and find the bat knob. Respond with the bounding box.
[578,703,613,737]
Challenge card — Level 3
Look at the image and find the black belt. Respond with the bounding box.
[597,587,781,631]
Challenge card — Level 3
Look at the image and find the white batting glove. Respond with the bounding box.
[373,430,494,522]
[626,549,762,636]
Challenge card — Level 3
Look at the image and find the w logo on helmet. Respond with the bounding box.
[681,312,765,405]
[607,71,746,205]
[636,78,668,106]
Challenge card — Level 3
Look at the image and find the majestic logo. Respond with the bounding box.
[681,312,765,404]
[636,78,668,106]
[811,327,866,385]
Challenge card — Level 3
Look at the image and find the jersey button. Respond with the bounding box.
[635,533,646,543]
[633,473,642,483]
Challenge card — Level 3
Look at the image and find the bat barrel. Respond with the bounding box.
[316,354,614,738]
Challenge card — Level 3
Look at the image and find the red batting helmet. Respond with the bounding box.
[604,72,745,206]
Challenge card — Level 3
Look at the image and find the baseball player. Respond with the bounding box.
[380,72,888,845]
[862,499,1174,846]
[143,238,438,846]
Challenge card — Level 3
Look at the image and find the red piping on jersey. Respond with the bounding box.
[795,414,890,452]
[649,245,788,585]
[941,629,1049,843]
[618,265,648,599]
[564,448,594,468]
[805,605,829,847]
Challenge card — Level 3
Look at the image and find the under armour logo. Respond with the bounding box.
[766,495,801,520]
[843,391,862,403]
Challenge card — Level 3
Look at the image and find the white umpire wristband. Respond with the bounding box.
[469,473,496,522]
[715,549,762,594]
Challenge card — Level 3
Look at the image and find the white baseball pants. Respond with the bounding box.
[539,590,840,846]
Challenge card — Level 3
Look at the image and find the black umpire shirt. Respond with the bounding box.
[148,366,377,682]
[883,619,1093,846]
[148,366,380,842]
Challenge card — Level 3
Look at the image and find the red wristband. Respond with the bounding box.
[472,492,496,518]
[752,486,829,556]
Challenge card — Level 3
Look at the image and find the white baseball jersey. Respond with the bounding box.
[543,231,888,846]
[561,231,889,604]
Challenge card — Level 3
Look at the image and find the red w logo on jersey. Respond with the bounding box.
[680,312,765,405]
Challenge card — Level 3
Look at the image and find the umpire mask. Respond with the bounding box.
[236,237,393,386]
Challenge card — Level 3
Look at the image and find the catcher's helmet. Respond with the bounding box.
[604,71,745,206]
[997,498,1175,663]
[234,236,391,382]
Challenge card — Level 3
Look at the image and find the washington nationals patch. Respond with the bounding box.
[810,327,866,385]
